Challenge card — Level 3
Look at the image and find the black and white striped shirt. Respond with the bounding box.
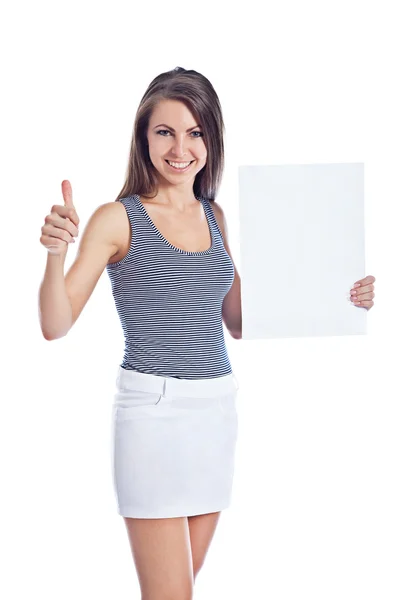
[106,194,235,379]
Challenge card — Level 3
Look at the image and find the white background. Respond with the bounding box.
[1,1,399,598]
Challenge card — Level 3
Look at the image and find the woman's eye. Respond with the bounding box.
[156,130,203,138]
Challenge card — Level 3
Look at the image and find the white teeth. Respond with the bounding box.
[167,160,191,169]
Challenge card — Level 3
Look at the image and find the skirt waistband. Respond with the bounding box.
[115,366,239,399]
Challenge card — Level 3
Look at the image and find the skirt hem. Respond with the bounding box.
[118,500,232,519]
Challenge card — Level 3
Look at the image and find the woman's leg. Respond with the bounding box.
[123,515,194,600]
[187,511,221,580]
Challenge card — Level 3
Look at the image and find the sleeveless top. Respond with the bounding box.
[106,194,235,379]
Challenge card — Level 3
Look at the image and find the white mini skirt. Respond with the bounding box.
[110,366,240,519]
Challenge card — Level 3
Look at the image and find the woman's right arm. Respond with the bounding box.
[39,252,74,340]
[39,192,122,340]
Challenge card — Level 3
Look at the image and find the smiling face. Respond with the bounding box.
[146,99,207,192]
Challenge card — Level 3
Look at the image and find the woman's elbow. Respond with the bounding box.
[230,329,242,340]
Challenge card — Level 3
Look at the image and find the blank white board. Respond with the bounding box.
[237,163,367,340]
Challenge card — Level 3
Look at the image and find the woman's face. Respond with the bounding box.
[146,99,207,186]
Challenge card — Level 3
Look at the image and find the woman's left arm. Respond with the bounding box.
[210,201,242,339]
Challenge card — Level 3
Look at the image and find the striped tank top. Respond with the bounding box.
[106,194,235,379]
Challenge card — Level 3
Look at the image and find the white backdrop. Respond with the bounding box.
[2,1,399,598]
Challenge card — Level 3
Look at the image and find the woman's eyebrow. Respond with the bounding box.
[153,124,202,132]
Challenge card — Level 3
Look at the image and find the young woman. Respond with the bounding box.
[39,66,376,599]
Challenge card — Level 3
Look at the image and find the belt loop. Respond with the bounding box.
[157,377,167,405]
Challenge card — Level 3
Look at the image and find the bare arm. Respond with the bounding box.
[211,201,242,339]
[38,202,121,340]
[38,252,73,340]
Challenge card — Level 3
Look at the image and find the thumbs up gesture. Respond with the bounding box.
[40,180,80,255]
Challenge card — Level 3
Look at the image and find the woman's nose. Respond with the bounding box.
[171,136,188,157]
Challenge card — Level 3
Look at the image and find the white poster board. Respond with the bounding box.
[238,163,367,340]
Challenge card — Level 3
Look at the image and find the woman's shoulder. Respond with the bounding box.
[93,199,131,234]
[78,199,132,265]
[207,199,226,242]
[98,199,133,264]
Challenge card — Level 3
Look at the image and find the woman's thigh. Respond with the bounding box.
[123,516,194,600]
[188,511,221,578]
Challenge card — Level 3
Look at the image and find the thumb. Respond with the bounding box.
[62,180,75,209]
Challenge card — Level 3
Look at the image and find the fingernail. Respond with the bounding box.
[353,283,360,288]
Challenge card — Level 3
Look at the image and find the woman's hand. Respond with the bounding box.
[40,180,80,256]
[349,275,376,310]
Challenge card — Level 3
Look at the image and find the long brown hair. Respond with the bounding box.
[114,67,225,203]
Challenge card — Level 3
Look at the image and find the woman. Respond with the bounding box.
[38,66,376,599]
